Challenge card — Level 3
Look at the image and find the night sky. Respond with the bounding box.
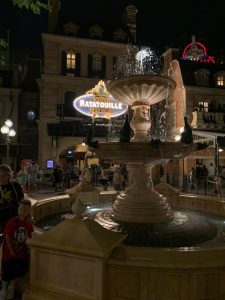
[0,0,225,62]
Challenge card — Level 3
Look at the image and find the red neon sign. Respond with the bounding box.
[182,41,215,64]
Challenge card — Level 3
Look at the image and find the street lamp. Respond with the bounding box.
[0,119,16,164]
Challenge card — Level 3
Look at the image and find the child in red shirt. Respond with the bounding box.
[0,199,33,300]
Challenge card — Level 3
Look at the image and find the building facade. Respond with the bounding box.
[38,4,138,168]
[0,37,21,168]
[163,42,225,188]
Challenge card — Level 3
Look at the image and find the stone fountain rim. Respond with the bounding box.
[106,74,176,90]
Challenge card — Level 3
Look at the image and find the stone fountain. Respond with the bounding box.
[24,46,225,300]
[90,47,214,247]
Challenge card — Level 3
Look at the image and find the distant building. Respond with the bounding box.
[0,33,21,168]
[163,39,225,188]
[38,2,138,167]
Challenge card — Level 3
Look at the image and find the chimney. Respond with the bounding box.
[48,0,60,33]
[123,5,138,43]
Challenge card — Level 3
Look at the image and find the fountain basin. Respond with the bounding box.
[29,196,225,300]
[92,142,197,163]
[106,75,176,106]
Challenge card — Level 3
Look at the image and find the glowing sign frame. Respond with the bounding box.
[182,41,215,63]
[73,81,128,119]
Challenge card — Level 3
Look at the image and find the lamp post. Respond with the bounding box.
[0,119,16,164]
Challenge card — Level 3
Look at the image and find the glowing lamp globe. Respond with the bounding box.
[8,129,16,137]
[1,125,10,134]
[5,119,13,128]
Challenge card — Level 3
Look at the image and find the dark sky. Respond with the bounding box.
[0,0,225,62]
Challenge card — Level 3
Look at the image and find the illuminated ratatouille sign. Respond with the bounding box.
[182,36,215,64]
[73,80,128,119]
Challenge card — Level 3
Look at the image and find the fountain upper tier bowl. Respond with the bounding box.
[106,75,176,106]
[92,142,197,164]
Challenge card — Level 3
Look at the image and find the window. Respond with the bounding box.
[62,50,80,77]
[194,69,210,86]
[217,75,224,86]
[198,101,208,112]
[66,50,76,69]
[92,53,102,72]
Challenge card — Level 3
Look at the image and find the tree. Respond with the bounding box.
[0,0,49,47]
[11,0,49,14]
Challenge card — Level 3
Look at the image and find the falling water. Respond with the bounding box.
[113,45,163,78]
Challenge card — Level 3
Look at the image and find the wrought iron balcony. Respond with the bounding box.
[191,111,225,130]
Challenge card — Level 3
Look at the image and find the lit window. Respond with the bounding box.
[66,51,76,69]
[198,101,208,112]
[217,75,224,86]
[92,53,102,72]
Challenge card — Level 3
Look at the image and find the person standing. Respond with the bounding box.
[53,166,63,191]
[0,199,33,300]
[36,169,43,191]
[113,167,124,191]
[208,163,215,188]
[16,166,27,192]
[0,164,24,236]
[101,167,109,191]
[26,160,39,196]
[189,167,196,193]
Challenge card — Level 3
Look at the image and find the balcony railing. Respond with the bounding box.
[191,111,225,130]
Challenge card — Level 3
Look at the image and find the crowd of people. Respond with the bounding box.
[6,160,43,197]
[188,163,225,196]
[51,162,128,192]
[0,160,128,299]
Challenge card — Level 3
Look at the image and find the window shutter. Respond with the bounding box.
[101,55,106,77]
[76,53,81,76]
[61,51,67,75]
[88,54,93,77]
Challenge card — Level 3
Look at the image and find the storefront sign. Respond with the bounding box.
[182,36,215,63]
[73,80,128,119]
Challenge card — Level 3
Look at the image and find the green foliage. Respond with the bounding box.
[11,0,49,14]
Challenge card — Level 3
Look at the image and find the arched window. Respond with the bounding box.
[194,69,210,86]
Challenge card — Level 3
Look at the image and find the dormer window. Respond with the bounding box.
[113,29,127,42]
[63,22,79,36]
[217,76,224,86]
[92,53,102,72]
[194,69,210,86]
[216,73,225,86]
[89,25,103,39]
